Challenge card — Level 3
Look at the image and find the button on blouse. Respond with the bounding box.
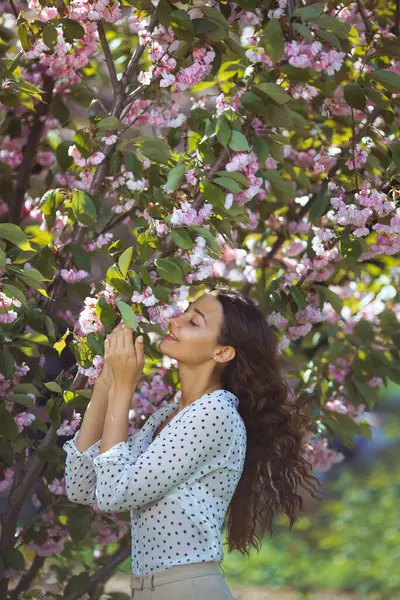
[63,389,247,576]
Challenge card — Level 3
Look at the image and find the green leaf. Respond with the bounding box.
[165,163,186,191]
[291,2,325,20]
[71,190,97,226]
[314,284,343,315]
[201,180,226,210]
[51,95,70,126]
[213,176,242,193]
[116,299,137,330]
[240,90,269,117]
[352,377,380,409]
[291,287,306,309]
[43,23,58,50]
[308,193,330,222]
[310,15,351,39]
[367,69,400,93]
[18,23,31,51]
[106,265,132,296]
[64,573,91,597]
[156,0,172,29]
[53,329,70,358]
[0,223,33,251]
[269,141,284,162]
[344,83,366,111]
[392,140,400,170]
[171,228,194,250]
[188,226,221,256]
[154,257,185,284]
[363,86,390,110]
[216,115,231,148]
[316,28,341,49]
[193,19,218,34]
[74,129,93,158]
[255,97,292,127]
[201,7,229,41]
[0,407,19,440]
[96,116,122,131]
[170,8,194,42]
[67,509,92,542]
[56,140,74,170]
[292,22,313,42]
[255,82,292,104]
[118,246,133,278]
[13,79,45,101]
[124,152,143,176]
[133,136,170,164]
[2,548,25,570]
[60,18,85,42]
[354,318,374,342]
[44,381,63,394]
[7,393,36,409]
[252,138,270,162]
[229,130,250,151]
[264,18,284,63]
[263,169,295,200]
[11,383,40,396]
[69,243,92,273]
[215,170,249,185]
[96,297,118,328]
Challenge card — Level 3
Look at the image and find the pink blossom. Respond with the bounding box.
[57,410,82,436]
[102,134,118,145]
[14,411,36,433]
[304,436,345,471]
[266,311,289,329]
[345,143,368,169]
[60,268,89,282]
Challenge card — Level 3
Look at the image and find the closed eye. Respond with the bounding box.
[189,319,198,327]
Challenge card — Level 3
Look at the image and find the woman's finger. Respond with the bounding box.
[123,326,134,353]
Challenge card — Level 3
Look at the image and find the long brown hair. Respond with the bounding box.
[210,285,322,556]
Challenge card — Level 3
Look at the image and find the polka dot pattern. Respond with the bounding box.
[63,390,247,576]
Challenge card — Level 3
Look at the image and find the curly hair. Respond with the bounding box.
[208,284,322,557]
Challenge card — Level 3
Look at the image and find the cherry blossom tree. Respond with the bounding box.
[1,0,400,597]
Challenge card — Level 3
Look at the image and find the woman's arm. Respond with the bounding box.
[92,397,238,513]
[75,375,110,453]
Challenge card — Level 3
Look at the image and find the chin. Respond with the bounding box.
[158,338,177,356]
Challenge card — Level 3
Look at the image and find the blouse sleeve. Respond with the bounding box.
[63,430,142,506]
[92,399,237,513]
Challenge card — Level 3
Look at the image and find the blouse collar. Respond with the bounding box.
[146,389,239,444]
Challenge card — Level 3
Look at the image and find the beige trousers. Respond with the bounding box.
[130,560,235,599]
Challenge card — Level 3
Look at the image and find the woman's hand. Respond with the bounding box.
[104,321,145,392]
[94,360,112,392]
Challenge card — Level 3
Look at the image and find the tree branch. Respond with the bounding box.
[124,10,158,83]
[9,75,54,224]
[355,0,373,38]
[8,555,45,600]
[98,21,121,95]
[63,536,131,600]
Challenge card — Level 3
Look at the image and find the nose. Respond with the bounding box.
[169,314,182,331]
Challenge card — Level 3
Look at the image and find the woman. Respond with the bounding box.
[63,285,320,599]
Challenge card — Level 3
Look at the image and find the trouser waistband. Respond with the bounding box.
[130,560,224,590]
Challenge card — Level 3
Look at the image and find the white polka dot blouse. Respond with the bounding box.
[63,389,247,576]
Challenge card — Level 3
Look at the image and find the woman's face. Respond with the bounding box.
[158,293,224,365]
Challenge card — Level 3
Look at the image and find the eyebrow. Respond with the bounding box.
[185,302,207,324]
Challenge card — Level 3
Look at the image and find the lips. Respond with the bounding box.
[166,330,179,341]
